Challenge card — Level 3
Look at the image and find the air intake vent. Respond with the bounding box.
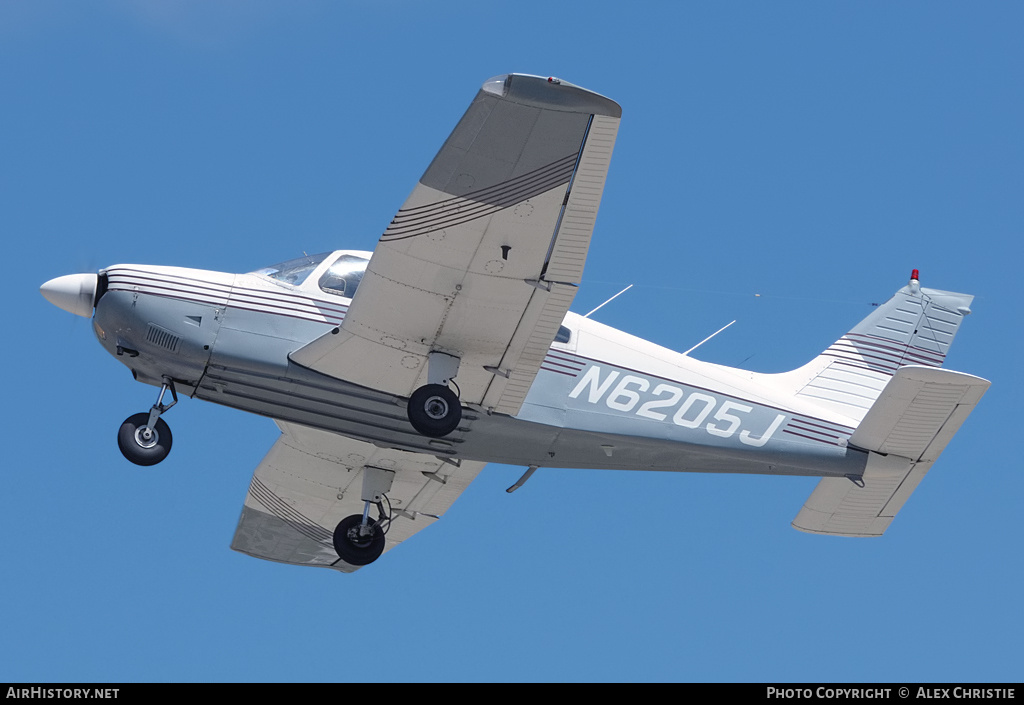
[146,323,181,353]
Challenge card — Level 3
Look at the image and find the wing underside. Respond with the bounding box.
[231,421,485,572]
[291,74,621,416]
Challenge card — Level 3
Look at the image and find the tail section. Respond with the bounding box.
[781,270,975,424]
[783,270,989,537]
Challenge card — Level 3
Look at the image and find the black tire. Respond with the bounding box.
[117,413,173,466]
[407,384,462,437]
[333,514,386,566]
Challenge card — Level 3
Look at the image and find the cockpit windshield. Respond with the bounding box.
[251,252,330,287]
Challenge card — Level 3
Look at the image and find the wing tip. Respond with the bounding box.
[483,73,622,118]
[791,519,884,538]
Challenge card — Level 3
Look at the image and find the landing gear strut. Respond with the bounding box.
[117,377,177,466]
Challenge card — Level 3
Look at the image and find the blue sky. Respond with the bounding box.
[4,1,1021,682]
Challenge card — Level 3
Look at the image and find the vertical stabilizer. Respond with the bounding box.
[783,272,987,537]
[777,271,974,424]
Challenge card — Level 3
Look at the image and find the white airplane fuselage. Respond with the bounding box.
[82,251,868,481]
[37,73,987,569]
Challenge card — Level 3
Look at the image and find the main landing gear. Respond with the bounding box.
[406,351,463,438]
[117,377,177,466]
[332,466,395,566]
[333,508,388,566]
[407,384,461,437]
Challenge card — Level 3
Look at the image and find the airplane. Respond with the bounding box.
[39,73,989,573]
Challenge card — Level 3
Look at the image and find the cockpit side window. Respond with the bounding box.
[319,255,369,299]
[252,253,330,287]
[555,325,572,344]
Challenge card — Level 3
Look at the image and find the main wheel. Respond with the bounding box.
[117,413,173,466]
[407,384,462,437]
[333,514,386,566]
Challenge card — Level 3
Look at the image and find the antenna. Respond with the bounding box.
[584,284,633,318]
[682,320,736,356]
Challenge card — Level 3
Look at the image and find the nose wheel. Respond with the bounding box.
[117,414,173,466]
[407,383,462,437]
[117,377,177,466]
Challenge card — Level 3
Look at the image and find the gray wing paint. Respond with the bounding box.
[231,421,485,572]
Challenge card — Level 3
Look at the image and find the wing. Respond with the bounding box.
[230,421,485,572]
[792,366,990,537]
[291,74,621,415]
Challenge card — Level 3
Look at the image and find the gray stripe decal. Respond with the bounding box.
[248,476,333,545]
[381,153,578,242]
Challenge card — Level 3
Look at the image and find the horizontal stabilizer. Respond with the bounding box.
[848,365,990,461]
[792,365,989,537]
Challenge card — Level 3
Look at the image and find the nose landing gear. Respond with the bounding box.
[117,377,177,466]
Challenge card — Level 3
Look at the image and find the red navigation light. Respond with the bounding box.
[911,269,920,281]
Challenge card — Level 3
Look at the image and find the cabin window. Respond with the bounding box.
[555,325,572,344]
[319,255,369,299]
[253,253,329,286]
